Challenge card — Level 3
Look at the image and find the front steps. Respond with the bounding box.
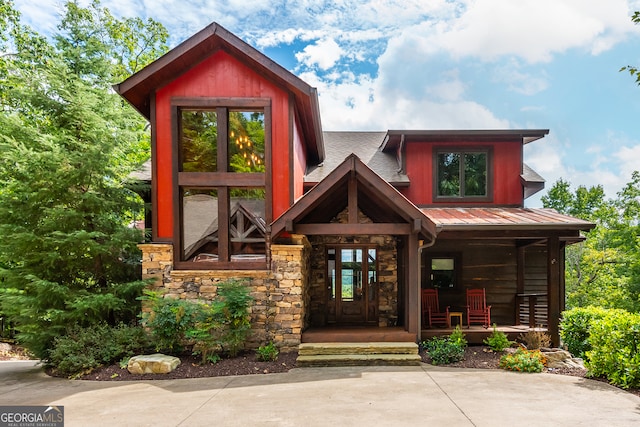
[296,342,421,367]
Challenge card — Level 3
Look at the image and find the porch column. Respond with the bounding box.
[515,245,525,325]
[547,236,561,346]
[407,234,420,338]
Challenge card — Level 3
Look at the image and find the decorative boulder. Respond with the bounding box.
[541,349,585,369]
[127,354,181,374]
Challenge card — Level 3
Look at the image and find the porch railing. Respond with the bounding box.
[516,293,548,328]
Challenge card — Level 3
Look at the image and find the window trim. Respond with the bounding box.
[171,97,272,270]
[433,146,493,203]
[422,252,462,290]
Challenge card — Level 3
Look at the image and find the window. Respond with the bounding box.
[422,253,461,289]
[174,99,270,268]
[434,148,491,201]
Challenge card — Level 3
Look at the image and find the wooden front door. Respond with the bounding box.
[327,246,378,325]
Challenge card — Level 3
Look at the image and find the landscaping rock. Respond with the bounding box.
[127,354,181,374]
[541,348,585,369]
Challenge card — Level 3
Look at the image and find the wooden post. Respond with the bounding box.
[560,241,566,314]
[516,246,525,325]
[547,236,561,346]
[407,235,420,339]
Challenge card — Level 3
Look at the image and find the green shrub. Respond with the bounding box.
[586,310,640,389]
[449,325,468,349]
[216,280,253,357]
[499,347,545,373]
[186,301,225,363]
[256,342,279,362]
[141,291,201,353]
[48,323,150,378]
[424,328,467,365]
[483,324,513,351]
[560,306,612,359]
[185,280,253,363]
[143,280,253,363]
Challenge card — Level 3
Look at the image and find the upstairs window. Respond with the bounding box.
[434,148,492,201]
[174,99,270,269]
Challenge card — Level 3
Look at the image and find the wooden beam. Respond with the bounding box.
[285,219,294,233]
[348,175,358,224]
[412,218,421,234]
[178,172,265,187]
[218,187,230,262]
[547,236,561,346]
[292,223,412,235]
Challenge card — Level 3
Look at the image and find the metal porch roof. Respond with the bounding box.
[422,207,595,232]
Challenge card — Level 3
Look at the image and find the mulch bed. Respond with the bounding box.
[79,351,298,381]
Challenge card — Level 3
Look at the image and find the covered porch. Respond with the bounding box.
[271,154,438,341]
[419,207,595,346]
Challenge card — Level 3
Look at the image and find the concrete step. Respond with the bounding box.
[296,342,421,367]
[297,353,422,367]
[299,342,418,356]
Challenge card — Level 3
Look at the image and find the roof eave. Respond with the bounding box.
[436,223,596,232]
[381,129,550,152]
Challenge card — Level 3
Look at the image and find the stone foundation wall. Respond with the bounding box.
[139,236,310,352]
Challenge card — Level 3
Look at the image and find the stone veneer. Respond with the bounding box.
[139,235,310,352]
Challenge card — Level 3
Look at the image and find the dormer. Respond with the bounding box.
[380,129,549,207]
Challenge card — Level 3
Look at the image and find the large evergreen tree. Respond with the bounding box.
[0,0,168,359]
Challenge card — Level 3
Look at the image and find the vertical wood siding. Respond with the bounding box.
[401,140,523,206]
[154,50,291,239]
[424,240,547,325]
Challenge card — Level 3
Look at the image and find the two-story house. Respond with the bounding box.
[117,23,594,352]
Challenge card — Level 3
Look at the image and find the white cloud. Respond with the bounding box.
[295,38,344,70]
[493,60,549,95]
[614,145,640,184]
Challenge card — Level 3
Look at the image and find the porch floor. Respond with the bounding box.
[302,326,416,343]
[421,324,548,345]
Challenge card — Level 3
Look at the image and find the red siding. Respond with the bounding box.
[154,50,291,239]
[293,119,306,201]
[401,140,523,206]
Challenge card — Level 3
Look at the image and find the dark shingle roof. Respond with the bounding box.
[304,131,409,185]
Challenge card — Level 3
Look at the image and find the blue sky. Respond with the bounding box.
[14,0,640,206]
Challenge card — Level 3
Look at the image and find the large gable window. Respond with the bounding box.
[434,148,491,201]
[174,98,270,269]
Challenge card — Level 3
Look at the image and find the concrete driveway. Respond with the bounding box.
[1,360,639,426]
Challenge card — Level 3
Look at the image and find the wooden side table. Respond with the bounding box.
[449,311,463,328]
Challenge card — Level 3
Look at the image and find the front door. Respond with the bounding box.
[327,246,378,325]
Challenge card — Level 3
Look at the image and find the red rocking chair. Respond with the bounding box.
[466,288,491,328]
[422,289,450,328]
